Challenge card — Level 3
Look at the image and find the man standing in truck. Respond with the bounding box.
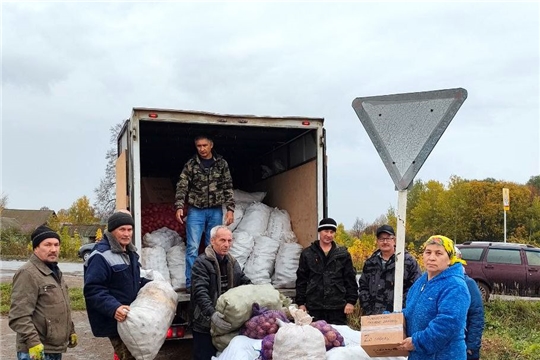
[358,224,422,315]
[190,225,251,360]
[175,135,235,293]
[295,218,358,325]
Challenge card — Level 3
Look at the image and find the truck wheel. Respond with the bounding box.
[83,251,91,262]
[477,282,490,302]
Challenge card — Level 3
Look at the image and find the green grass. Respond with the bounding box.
[0,283,86,315]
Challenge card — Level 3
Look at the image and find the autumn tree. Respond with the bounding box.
[62,196,100,224]
[335,223,355,248]
[94,122,124,221]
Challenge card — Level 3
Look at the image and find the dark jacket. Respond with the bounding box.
[9,254,75,353]
[190,246,251,333]
[83,232,149,337]
[295,241,358,310]
[464,274,485,360]
[175,153,235,212]
[403,264,470,360]
[358,249,422,315]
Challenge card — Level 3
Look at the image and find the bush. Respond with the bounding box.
[0,227,81,261]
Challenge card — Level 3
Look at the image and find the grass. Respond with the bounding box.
[0,283,86,315]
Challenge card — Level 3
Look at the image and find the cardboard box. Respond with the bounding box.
[141,177,175,204]
[360,313,409,357]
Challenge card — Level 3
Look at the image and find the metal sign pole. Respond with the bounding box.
[393,189,408,312]
[504,210,507,243]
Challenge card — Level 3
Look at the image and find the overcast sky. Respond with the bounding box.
[2,2,539,228]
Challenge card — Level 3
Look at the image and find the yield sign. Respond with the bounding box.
[352,88,467,190]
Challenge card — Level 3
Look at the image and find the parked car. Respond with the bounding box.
[78,242,97,261]
[457,241,540,301]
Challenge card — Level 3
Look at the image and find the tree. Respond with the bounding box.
[526,175,540,196]
[0,192,8,212]
[350,217,367,238]
[94,122,124,221]
[64,196,100,224]
[335,223,355,248]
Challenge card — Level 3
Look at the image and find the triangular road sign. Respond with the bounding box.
[352,88,467,190]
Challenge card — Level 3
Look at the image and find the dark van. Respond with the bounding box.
[457,241,540,301]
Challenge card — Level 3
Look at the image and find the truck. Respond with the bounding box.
[115,107,328,339]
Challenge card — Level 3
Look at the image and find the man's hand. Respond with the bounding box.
[224,210,234,226]
[115,305,130,322]
[344,303,355,315]
[211,311,232,332]
[68,333,78,348]
[176,209,184,224]
[29,344,45,360]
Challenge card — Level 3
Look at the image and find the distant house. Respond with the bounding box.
[60,224,106,244]
[0,209,57,234]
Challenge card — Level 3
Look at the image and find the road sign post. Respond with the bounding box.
[503,188,510,243]
[352,88,467,312]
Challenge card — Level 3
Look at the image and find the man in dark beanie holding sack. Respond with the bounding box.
[84,210,150,360]
[295,217,358,325]
[9,225,77,360]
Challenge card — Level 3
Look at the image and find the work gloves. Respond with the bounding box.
[211,311,232,332]
[68,333,78,348]
[29,343,45,360]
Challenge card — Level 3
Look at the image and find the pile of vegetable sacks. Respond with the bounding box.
[240,303,289,339]
[257,309,345,360]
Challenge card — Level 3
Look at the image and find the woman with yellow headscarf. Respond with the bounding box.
[398,235,470,360]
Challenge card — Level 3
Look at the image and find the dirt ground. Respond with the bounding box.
[1,274,193,360]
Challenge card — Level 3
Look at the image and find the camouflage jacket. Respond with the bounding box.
[175,153,235,212]
[358,249,422,315]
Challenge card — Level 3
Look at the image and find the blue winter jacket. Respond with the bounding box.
[464,275,484,360]
[83,233,149,337]
[403,264,471,360]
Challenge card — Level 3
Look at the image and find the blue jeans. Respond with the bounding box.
[185,206,223,288]
[17,353,62,360]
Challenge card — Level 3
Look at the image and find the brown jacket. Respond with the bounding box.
[9,254,75,353]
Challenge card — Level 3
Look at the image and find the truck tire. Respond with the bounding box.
[82,251,91,262]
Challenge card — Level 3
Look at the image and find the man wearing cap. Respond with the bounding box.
[84,210,150,360]
[295,218,358,325]
[9,225,77,360]
[358,224,422,315]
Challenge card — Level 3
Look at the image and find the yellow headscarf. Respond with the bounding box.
[423,235,467,266]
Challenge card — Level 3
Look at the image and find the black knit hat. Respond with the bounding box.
[108,211,135,232]
[318,217,337,232]
[31,225,61,249]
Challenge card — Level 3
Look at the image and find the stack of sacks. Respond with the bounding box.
[141,227,186,289]
[229,231,254,270]
[243,235,280,285]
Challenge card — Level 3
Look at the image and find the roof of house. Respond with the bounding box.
[0,209,56,234]
[0,217,21,230]
[61,224,106,238]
